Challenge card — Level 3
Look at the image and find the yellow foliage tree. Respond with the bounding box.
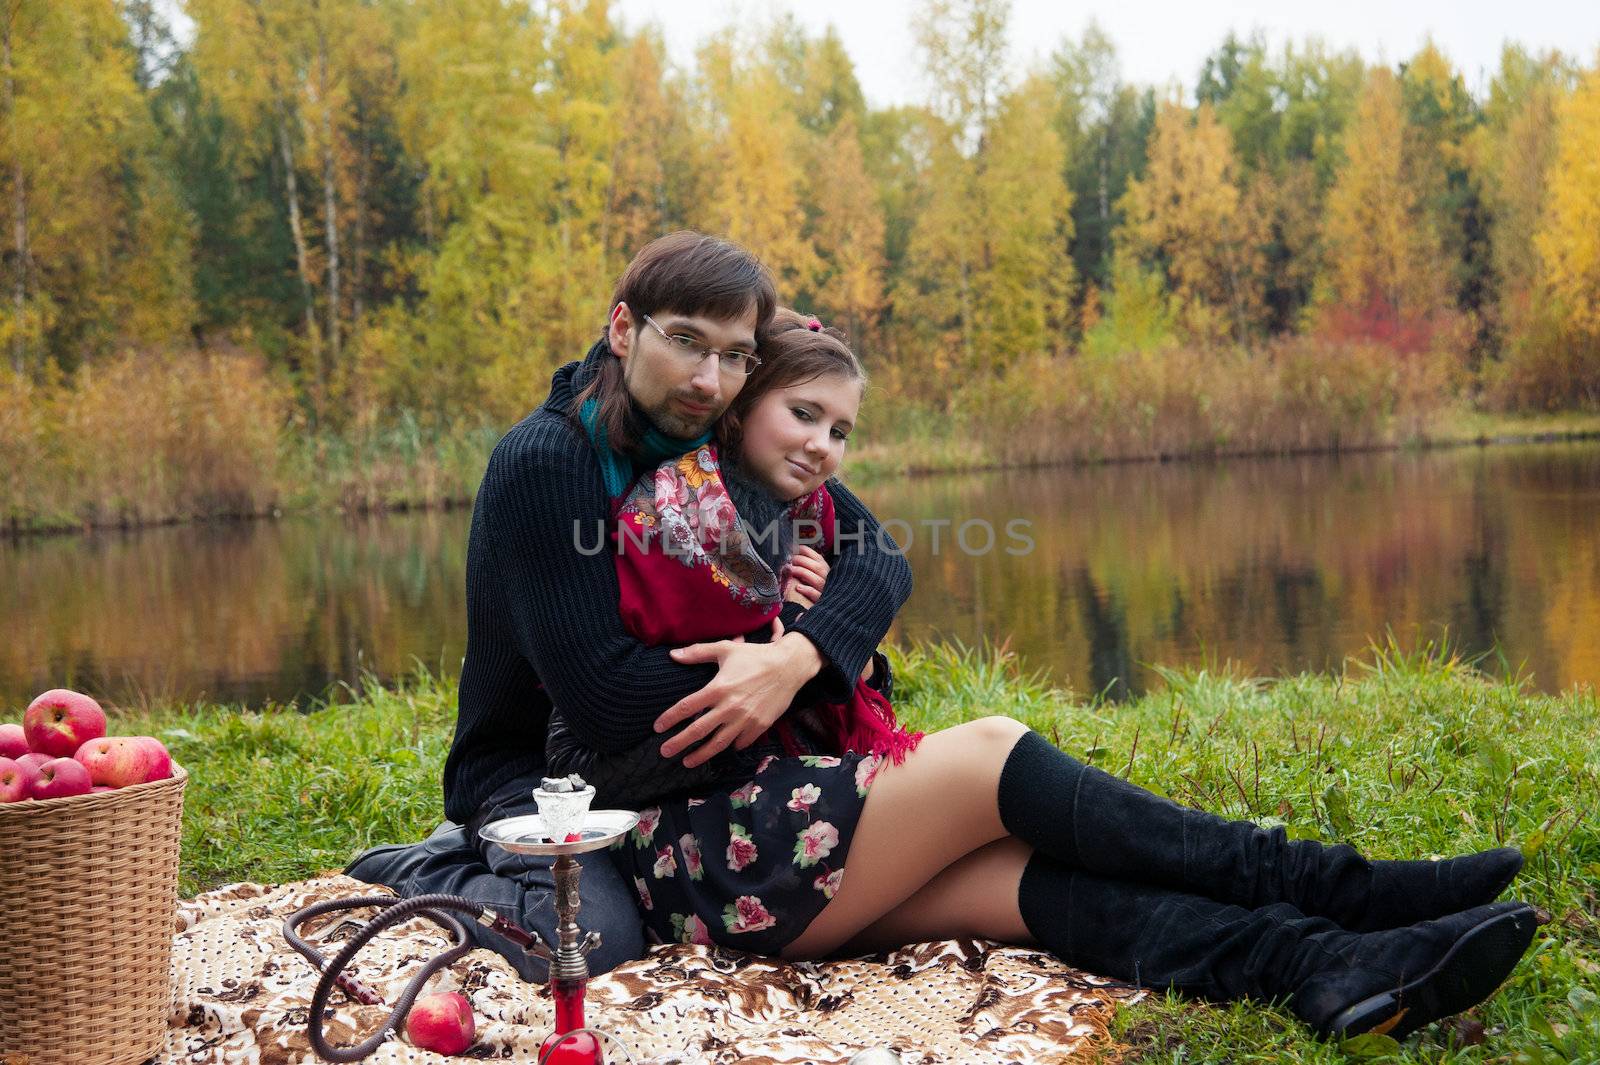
[913,0,1010,150]
[1399,42,1479,302]
[894,1,1077,382]
[387,0,619,425]
[391,0,551,225]
[1320,68,1447,319]
[1259,161,1323,330]
[532,0,618,361]
[808,114,887,346]
[892,120,977,382]
[973,75,1075,360]
[1536,64,1600,335]
[695,40,820,299]
[892,77,1075,379]
[384,0,559,422]
[766,20,866,135]
[607,30,703,263]
[1118,101,1264,339]
[0,0,192,369]
[1473,46,1571,342]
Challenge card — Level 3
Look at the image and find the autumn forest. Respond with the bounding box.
[4,0,1600,531]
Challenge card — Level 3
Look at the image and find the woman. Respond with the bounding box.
[548,310,1538,1043]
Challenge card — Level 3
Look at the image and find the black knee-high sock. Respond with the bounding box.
[1015,852,1543,1044]
[999,726,1369,906]
[998,727,1364,907]
[1015,851,1313,1001]
[996,729,1093,867]
[996,729,1523,933]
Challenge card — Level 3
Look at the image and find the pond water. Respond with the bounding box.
[2,441,1596,710]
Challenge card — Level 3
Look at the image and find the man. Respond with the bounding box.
[348,232,912,979]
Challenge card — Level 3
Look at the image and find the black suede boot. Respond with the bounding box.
[1017,855,1539,1041]
[998,729,1523,931]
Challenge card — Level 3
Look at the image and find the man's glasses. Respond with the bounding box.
[643,315,762,376]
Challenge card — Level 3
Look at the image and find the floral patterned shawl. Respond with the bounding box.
[613,445,921,764]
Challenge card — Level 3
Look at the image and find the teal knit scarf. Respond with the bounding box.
[579,397,712,499]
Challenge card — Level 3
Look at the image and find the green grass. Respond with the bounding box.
[118,642,1599,1062]
[123,673,458,894]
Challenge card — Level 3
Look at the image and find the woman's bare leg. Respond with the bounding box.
[781,715,1029,960]
[829,837,1036,957]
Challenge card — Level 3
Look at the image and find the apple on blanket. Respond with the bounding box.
[407,991,476,1054]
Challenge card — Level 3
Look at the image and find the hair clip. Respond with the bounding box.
[806,318,822,331]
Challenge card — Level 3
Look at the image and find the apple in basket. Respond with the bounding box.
[17,751,52,772]
[0,757,40,802]
[406,991,475,1055]
[76,736,173,788]
[29,757,93,800]
[0,722,27,759]
[133,736,174,781]
[24,689,107,758]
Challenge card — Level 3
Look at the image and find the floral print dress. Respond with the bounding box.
[610,745,886,955]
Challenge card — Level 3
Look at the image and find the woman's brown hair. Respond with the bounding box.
[573,231,777,456]
[719,308,865,458]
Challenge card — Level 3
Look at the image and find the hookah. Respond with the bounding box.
[284,775,639,1063]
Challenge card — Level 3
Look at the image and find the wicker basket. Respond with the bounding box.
[0,766,187,1065]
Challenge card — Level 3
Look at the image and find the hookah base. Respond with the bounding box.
[540,1027,605,1064]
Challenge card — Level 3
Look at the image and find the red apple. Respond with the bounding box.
[405,991,475,1055]
[90,785,114,793]
[0,723,27,759]
[17,752,51,772]
[0,757,35,802]
[131,736,173,782]
[74,736,154,788]
[73,736,114,781]
[29,756,93,799]
[24,689,106,758]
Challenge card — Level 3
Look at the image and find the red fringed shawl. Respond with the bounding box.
[613,445,922,765]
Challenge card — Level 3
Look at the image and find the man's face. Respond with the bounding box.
[609,302,759,439]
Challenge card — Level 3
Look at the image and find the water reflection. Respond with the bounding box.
[854,442,1599,697]
[0,512,471,709]
[1,443,1596,710]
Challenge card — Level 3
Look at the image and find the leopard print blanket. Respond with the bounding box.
[159,875,1142,1064]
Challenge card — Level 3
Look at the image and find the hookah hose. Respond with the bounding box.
[284,892,532,1063]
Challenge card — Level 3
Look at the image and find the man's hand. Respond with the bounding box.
[782,545,830,608]
[655,620,824,768]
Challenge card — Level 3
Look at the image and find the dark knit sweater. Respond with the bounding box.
[442,340,914,824]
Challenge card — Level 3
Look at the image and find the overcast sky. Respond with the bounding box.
[159,1,1599,103]
[614,0,1600,103]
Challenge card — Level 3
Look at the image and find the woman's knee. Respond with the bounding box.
[869,715,1028,812]
[910,716,1027,775]
[908,715,1028,787]
[960,715,1029,753]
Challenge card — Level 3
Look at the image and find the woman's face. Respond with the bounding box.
[735,372,862,499]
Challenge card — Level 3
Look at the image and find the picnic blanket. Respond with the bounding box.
[159,875,1143,1065]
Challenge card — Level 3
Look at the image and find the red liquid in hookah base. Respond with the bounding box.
[541,978,603,1064]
